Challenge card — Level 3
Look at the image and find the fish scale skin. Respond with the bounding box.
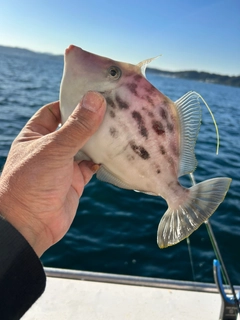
[84,81,181,200]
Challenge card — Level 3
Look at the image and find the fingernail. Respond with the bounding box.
[82,91,105,112]
[90,163,100,173]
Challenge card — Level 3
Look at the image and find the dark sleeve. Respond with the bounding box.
[0,216,46,320]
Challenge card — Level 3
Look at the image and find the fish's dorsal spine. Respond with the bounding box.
[137,56,160,77]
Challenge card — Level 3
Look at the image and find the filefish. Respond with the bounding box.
[60,45,231,248]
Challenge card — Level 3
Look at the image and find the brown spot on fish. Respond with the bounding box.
[134,74,142,82]
[171,142,179,156]
[160,145,166,155]
[106,97,116,109]
[127,154,135,161]
[153,163,161,175]
[116,95,129,109]
[146,95,154,106]
[142,106,154,118]
[127,83,138,96]
[160,107,167,120]
[167,122,174,132]
[132,111,148,138]
[109,127,118,138]
[152,120,165,135]
[130,141,150,160]
[162,97,170,108]
[145,84,156,95]
[109,110,115,118]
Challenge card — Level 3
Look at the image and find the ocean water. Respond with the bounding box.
[1,49,240,285]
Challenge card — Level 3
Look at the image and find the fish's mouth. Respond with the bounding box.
[65,44,77,55]
[65,45,86,58]
[64,45,93,66]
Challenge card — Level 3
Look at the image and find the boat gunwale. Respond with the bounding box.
[44,267,240,294]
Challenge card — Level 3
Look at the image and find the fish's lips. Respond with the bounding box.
[64,45,105,73]
[65,44,84,55]
[64,45,87,66]
[65,44,76,55]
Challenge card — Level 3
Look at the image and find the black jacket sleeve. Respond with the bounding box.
[0,216,46,320]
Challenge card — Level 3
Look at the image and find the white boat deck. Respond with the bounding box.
[22,267,237,320]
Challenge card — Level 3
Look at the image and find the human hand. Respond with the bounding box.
[0,92,106,257]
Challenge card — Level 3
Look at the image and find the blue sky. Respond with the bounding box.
[0,0,239,76]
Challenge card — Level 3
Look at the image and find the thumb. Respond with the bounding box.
[55,91,106,157]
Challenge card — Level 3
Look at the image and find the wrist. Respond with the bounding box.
[0,184,48,257]
[0,210,47,257]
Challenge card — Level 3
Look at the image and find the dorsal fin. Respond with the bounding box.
[137,56,160,77]
[175,91,202,177]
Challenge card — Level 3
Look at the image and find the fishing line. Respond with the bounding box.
[204,220,228,284]
[193,91,220,155]
[205,220,240,314]
[189,173,240,313]
[186,236,196,282]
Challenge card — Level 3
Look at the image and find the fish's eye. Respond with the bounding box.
[108,66,122,80]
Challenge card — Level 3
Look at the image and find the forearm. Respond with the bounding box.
[0,216,46,320]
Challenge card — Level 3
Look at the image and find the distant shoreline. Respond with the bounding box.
[146,68,240,88]
[0,45,63,59]
[1,45,239,88]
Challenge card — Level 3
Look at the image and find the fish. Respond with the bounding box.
[60,45,231,248]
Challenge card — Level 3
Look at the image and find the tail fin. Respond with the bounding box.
[157,177,232,248]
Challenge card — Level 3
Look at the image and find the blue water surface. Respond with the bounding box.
[0,49,240,284]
